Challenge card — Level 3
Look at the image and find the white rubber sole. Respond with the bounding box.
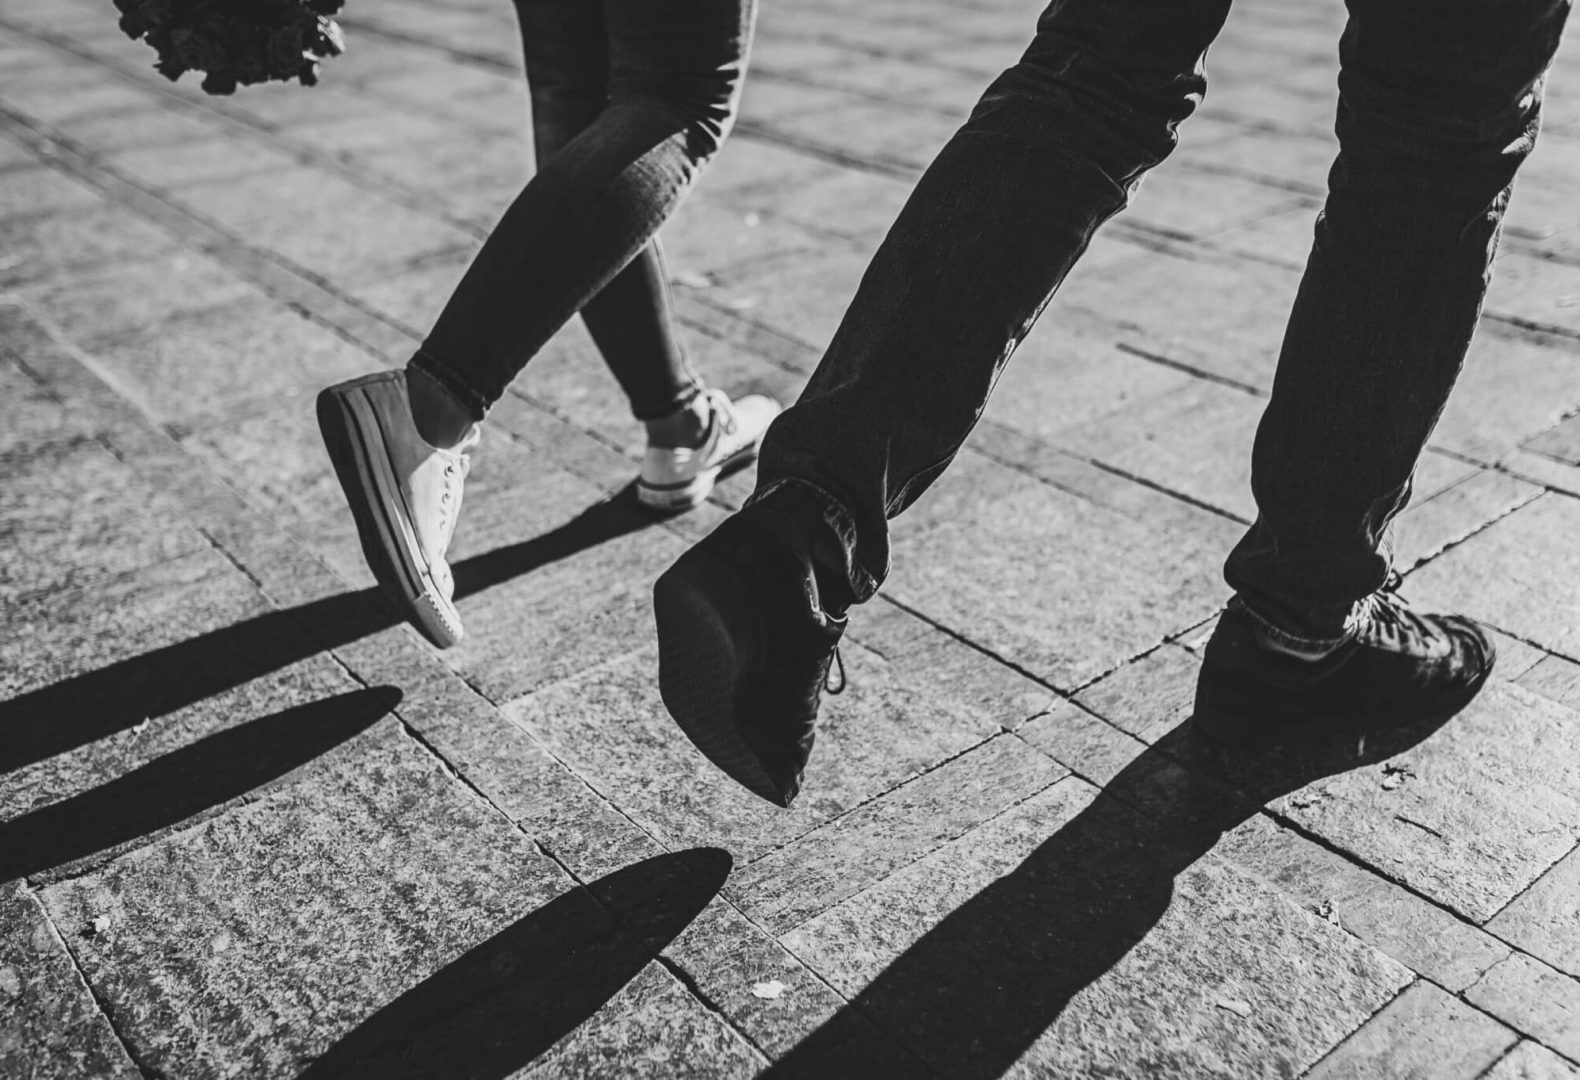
[637,441,760,512]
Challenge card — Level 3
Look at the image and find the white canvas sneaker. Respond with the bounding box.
[316,371,480,648]
[637,389,781,512]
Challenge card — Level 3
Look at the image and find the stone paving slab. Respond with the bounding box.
[1487,1041,1580,1080]
[888,449,1241,690]
[17,248,262,340]
[74,295,374,430]
[728,734,1067,935]
[778,777,1412,1078]
[1410,493,1580,660]
[504,631,1013,863]
[6,0,1580,1073]
[1488,846,1580,982]
[0,882,139,1078]
[38,717,578,1078]
[1217,814,1511,994]
[0,200,181,290]
[1468,953,1580,1064]
[0,435,209,607]
[1303,981,1516,1080]
[1206,681,1580,924]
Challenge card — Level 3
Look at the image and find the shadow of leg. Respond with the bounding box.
[1,488,657,777]
[0,687,402,882]
[765,717,1452,1078]
[300,848,733,1079]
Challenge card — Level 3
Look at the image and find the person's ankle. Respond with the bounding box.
[405,367,477,451]
[645,393,712,451]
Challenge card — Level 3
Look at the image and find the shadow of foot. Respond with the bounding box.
[299,847,733,1079]
[764,715,1456,1078]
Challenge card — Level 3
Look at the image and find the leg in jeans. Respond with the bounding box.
[316,0,759,650]
[410,0,753,422]
[516,0,706,423]
[1224,0,1570,649]
[752,0,1234,606]
[654,0,1239,806]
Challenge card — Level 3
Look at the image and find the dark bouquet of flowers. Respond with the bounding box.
[113,0,348,95]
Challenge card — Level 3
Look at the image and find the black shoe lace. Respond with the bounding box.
[1356,576,1443,654]
[823,646,846,695]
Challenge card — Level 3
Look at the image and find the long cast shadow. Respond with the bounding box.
[298,847,733,1079]
[1,489,654,776]
[764,717,1455,1079]
[0,687,401,882]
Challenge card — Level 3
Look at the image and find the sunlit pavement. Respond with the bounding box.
[4,0,1580,1075]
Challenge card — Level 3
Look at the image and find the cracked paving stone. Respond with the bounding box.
[1467,953,1580,1063]
[1488,845,1580,981]
[1216,815,1510,993]
[1303,981,1515,1080]
[1484,1041,1580,1079]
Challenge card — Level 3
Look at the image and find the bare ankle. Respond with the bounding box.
[405,367,476,450]
[645,393,711,450]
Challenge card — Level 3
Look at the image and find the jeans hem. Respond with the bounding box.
[630,381,707,423]
[747,477,878,603]
[1229,594,1354,653]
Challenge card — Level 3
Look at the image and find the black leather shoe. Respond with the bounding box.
[654,499,846,807]
[1193,582,1495,747]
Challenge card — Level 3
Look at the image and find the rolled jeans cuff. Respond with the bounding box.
[746,476,878,604]
[1228,594,1355,654]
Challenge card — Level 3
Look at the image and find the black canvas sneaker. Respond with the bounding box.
[1193,580,1495,747]
[653,497,847,807]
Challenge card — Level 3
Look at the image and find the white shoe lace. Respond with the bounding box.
[435,429,478,546]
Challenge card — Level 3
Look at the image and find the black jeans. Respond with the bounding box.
[411,0,754,422]
[754,0,1569,646]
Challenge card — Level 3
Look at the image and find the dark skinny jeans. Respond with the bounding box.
[411,0,754,422]
[754,0,1570,647]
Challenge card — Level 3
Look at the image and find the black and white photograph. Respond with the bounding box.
[3,0,1580,1076]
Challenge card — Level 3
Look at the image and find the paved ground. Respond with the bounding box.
[4,0,1580,1075]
